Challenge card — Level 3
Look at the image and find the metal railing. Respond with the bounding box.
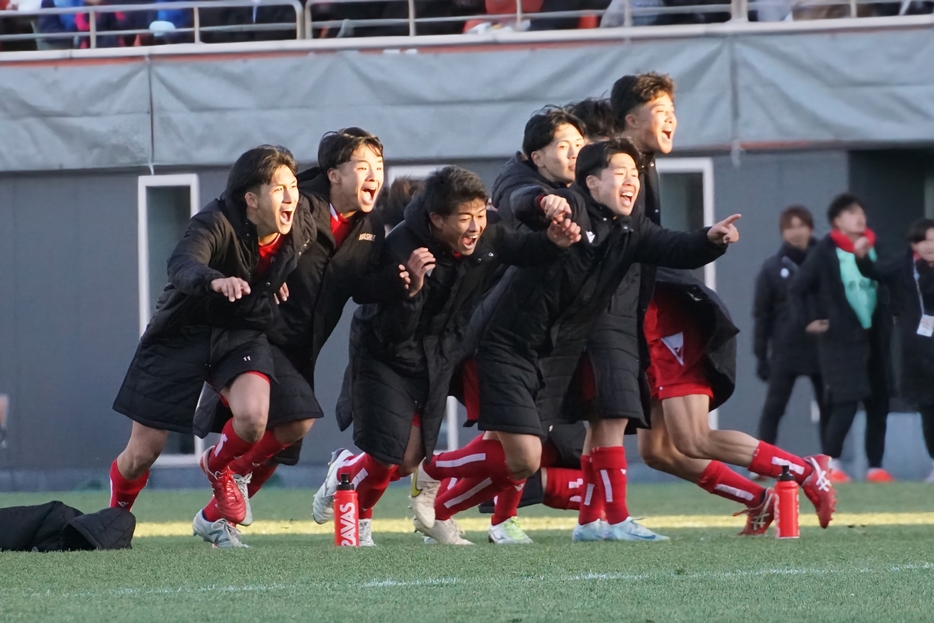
[0,0,930,50]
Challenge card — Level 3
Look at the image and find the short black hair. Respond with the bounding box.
[565,98,621,140]
[779,205,814,231]
[522,106,586,158]
[610,72,675,129]
[906,218,934,243]
[226,145,296,209]
[422,166,488,218]
[377,176,425,229]
[575,138,643,190]
[317,127,383,171]
[827,193,863,224]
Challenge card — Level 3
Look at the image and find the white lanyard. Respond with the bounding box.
[913,264,929,316]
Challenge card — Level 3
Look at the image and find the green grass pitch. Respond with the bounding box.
[2,483,933,622]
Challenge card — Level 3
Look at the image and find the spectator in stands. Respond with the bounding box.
[529,0,608,30]
[791,193,893,483]
[37,0,81,48]
[855,218,934,483]
[753,206,826,448]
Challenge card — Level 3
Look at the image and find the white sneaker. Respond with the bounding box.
[571,519,606,542]
[312,448,353,524]
[232,473,253,526]
[359,519,375,547]
[409,460,440,529]
[413,517,473,545]
[488,517,534,544]
[192,511,249,548]
[605,517,669,542]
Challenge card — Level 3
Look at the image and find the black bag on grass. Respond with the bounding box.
[0,501,135,552]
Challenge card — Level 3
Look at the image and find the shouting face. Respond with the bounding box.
[625,93,677,155]
[586,152,642,217]
[429,198,488,256]
[328,144,384,215]
[531,123,585,186]
[245,165,299,241]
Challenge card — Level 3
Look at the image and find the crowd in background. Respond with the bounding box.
[1,0,933,51]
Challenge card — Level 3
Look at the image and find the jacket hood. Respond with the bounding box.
[296,166,331,201]
[402,191,449,255]
[214,195,258,241]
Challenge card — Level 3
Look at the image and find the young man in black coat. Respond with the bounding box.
[754,206,826,446]
[855,218,934,481]
[109,146,314,534]
[311,166,581,545]
[791,194,892,483]
[411,139,739,544]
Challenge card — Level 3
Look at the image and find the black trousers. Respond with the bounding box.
[820,390,889,469]
[919,405,934,460]
[758,371,826,445]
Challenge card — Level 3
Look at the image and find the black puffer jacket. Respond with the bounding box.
[142,195,315,343]
[337,192,566,458]
[0,502,135,552]
[790,235,891,404]
[490,153,566,229]
[859,251,934,406]
[753,240,821,376]
[478,184,726,430]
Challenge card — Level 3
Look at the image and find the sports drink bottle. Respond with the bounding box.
[334,473,359,547]
[775,464,800,539]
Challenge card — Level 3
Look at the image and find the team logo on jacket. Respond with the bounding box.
[661,332,685,365]
[586,231,596,243]
[358,233,376,241]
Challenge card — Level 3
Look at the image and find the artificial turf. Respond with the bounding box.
[1,483,933,623]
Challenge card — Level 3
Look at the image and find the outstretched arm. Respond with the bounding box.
[167,212,229,296]
[633,214,739,269]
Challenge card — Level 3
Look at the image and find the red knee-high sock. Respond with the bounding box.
[578,454,603,524]
[228,430,289,477]
[697,461,766,507]
[247,462,278,498]
[435,475,513,521]
[491,479,526,526]
[543,467,584,511]
[591,446,629,525]
[337,453,395,512]
[109,460,148,510]
[423,438,510,481]
[209,420,256,472]
[747,441,812,483]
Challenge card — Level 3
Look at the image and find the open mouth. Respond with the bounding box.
[279,208,294,226]
[462,233,479,249]
[661,130,673,141]
[361,187,378,204]
[619,188,635,207]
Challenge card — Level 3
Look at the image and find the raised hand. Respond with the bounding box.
[540,194,572,221]
[406,247,436,296]
[211,276,251,302]
[708,214,741,245]
[547,216,582,248]
[853,236,872,259]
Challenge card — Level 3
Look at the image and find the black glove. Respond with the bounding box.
[756,359,770,382]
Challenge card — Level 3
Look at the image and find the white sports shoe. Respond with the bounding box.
[192,511,249,548]
[605,517,669,542]
[232,473,253,526]
[488,517,534,545]
[409,460,440,529]
[359,519,375,547]
[413,517,473,545]
[571,520,606,542]
[312,448,354,524]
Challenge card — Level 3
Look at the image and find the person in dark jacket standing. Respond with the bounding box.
[754,206,825,446]
[410,139,738,544]
[791,193,893,483]
[311,166,581,545]
[109,146,313,534]
[855,218,934,482]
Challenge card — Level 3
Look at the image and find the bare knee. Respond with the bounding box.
[230,398,268,442]
[670,431,710,460]
[271,419,313,446]
[505,449,540,481]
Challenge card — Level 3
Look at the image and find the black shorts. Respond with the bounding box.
[113,326,275,434]
[476,341,551,439]
[350,356,431,466]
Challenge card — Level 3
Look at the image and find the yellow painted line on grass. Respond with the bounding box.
[135,512,934,537]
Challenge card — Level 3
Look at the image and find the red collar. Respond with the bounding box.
[830,228,875,253]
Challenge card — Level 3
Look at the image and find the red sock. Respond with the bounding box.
[591,446,629,525]
[423,438,510,481]
[578,455,603,525]
[360,507,373,520]
[543,467,584,511]
[697,461,766,507]
[109,460,148,510]
[337,453,395,512]
[491,479,526,526]
[202,498,224,523]
[435,475,513,521]
[247,461,278,498]
[209,420,256,472]
[228,430,289,477]
[747,441,812,483]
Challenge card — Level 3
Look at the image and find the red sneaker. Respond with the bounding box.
[802,455,836,529]
[829,468,851,484]
[866,468,895,483]
[736,489,777,536]
[200,448,246,524]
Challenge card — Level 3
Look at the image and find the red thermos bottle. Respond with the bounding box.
[334,473,359,547]
[775,465,800,539]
